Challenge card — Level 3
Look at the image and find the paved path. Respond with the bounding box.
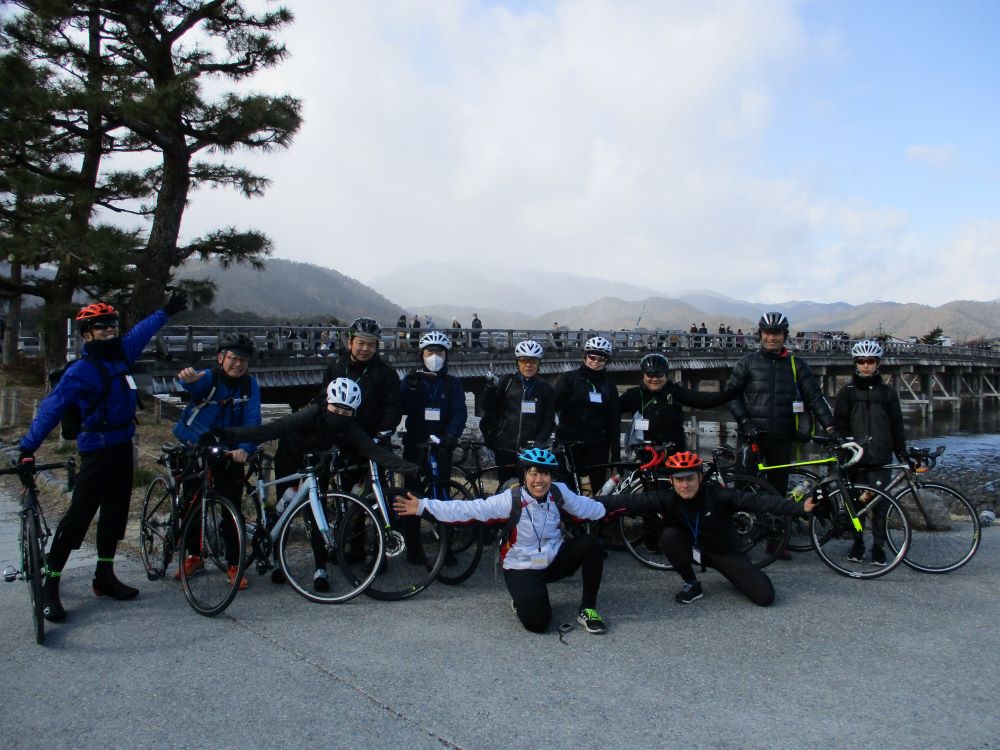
[1,482,998,750]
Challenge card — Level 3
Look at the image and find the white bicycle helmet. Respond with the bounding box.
[758,312,789,333]
[326,377,363,410]
[851,339,884,359]
[418,330,452,350]
[584,336,613,356]
[514,340,544,359]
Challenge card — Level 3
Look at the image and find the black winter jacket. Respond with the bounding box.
[725,348,833,440]
[321,353,402,437]
[480,374,555,451]
[601,481,805,555]
[833,373,907,466]
[222,403,419,477]
[619,382,733,450]
[553,365,620,448]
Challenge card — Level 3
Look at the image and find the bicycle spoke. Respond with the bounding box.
[893,482,981,573]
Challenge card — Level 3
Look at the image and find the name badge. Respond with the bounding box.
[634,417,650,431]
[692,546,702,565]
[530,555,548,569]
[424,408,441,421]
[792,400,805,414]
[125,375,138,390]
[588,392,603,404]
[521,400,537,414]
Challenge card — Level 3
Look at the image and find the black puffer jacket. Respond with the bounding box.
[833,372,907,466]
[480,374,556,451]
[725,348,833,440]
[619,382,733,450]
[553,365,620,447]
[321,353,402,437]
[600,481,805,555]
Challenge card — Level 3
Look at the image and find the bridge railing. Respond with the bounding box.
[139,325,1000,362]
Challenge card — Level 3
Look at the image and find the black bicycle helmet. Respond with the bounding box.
[640,353,669,374]
[218,332,256,357]
[758,312,789,334]
[348,316,382,339]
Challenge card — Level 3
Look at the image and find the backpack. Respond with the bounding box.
[499,483,565,557]
[48,355,133,440]
[182,368,252,429]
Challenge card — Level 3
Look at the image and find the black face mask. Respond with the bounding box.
[321,410,352,435]
[84,337,126,361]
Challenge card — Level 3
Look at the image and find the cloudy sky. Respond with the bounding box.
[175,0,1000,306]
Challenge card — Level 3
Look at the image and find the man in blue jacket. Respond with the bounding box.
[399,331,467,488]
[172,332,261,586]
[19,292,187,623]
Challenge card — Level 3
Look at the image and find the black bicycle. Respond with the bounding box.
[1,458,76,645]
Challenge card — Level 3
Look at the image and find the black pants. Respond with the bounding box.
[47,441,134,572]
[492,447,519,486]
[851,467,890,545]
[740,436,795,495]
[660,526,775,607]
[503,534,604,633]
[403,442,453,493]
[560,442,611,494]
[181,458,245,567]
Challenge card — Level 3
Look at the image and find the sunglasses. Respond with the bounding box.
[89,320,120,331]
[855,358,879,365]
[224,352,250,364]
[644,371,666,379]
[585,353,608,362]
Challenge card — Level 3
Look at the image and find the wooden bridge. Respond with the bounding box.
[126,325,1000,418]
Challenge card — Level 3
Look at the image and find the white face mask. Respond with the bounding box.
[424,353,445,372]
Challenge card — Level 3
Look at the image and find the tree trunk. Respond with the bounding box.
[2,264,22,369]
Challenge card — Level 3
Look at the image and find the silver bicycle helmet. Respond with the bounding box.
[584,336,613,356]
[758,312,789,333]
[514,340,544,359]
[326,378,363,410]
[851,339,884,359]
[418,330,452,350]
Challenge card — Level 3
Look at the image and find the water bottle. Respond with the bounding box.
[276,487,295,514]
[788,478,814,503]
[979,509,996,528]
[597,473,620,496]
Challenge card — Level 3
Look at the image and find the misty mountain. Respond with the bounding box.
[173,258,406,324]
[368,261,662,316]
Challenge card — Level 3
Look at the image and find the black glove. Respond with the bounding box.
[375,430,395,447]
[827,427,844,442]
[163,289,188,316]
[441,434,458,452]
[740,420,761,442]
[199,428,226,446]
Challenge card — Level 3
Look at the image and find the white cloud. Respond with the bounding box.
[168,1,995,308]
[905,144,958,169]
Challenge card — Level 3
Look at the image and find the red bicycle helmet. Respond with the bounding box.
[663,451,704,475]
[76,302,117,321]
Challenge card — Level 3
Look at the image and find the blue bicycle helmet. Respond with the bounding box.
[517,447,559,469]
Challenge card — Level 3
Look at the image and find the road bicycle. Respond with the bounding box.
[1,458,75,645]
[239,448,385,604]
[139,443,245,616]
[882,446,981,573]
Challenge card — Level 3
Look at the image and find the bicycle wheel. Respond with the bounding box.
[428,480,485,586]
[785,469,822,552]
[891,481,981,573]
[24,508,45,645]
[619,478,673,571]
[279,493,384,604]
[810,483,910,579]
[179,494,245,616]
[724,474,791,569]
[349,485,451,601]
[140,475,176,580]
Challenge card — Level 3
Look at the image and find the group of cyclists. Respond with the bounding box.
[16,301,913,636]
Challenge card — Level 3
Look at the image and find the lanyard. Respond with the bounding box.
[429,379,443,404]
[639,391,659,415]
[520,375,536,400]
[524,494,551,552]
[680,510,701,546]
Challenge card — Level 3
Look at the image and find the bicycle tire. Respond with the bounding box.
[347,485,450,600]
[25,508,45,645]
[279,493,384,604]
[179,494,245,616]
[428,480,485,586]
[785,469,822,552]
[140,475,176,580]
[618,477,673,571]
[724,474,792,569]
[891,481,981,573]
[810,483,910,579]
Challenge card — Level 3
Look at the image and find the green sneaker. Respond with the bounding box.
[577,607,606,634]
